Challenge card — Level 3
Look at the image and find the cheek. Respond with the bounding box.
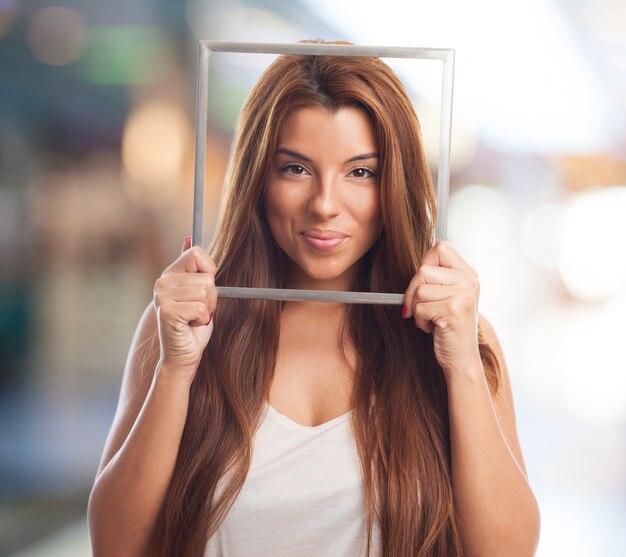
[355,190,382,232]
[264,183,293,237]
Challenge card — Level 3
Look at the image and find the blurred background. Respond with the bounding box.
[0,0,625,555]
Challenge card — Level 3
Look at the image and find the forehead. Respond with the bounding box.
[277,106,377,153]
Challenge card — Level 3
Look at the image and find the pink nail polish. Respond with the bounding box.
[402,306,407,319]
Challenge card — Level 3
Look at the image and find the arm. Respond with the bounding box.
[404,241,540,556]
[88,241,217,557]
[447,316,540,556]
[87,305,193,557]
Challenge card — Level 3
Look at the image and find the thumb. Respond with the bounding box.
[182,235,191,254]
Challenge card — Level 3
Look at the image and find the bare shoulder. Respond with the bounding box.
[95,302,160,477]
[478,314,529,478]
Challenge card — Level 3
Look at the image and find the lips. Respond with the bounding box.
[301,229,349,251]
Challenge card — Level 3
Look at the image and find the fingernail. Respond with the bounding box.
[402,306,407,319]
[182,235,191,252]
[209,312,213,324]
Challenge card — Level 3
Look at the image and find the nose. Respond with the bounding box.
[307,173,341,220]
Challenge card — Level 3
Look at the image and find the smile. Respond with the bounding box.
[300,229,350,251]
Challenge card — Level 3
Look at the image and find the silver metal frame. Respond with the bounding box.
[192,41,455,305]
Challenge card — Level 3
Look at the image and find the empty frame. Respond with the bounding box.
[191,41,455,305]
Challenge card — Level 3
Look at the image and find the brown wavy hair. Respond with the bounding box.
[153,42,500,556]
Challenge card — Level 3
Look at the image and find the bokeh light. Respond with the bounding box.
[448,184,517,249]
[525,294,626,425]
[190,7,298,72]
[521,203,565,270]
[585,0,626,45]
[121,100,192,208]
[557,186,626,301]
[447,184,534,328]
[302,0,614,153]
[0,0,19,38]
[25,6,85,66]
[186,3,299,45]
[78,26,172,86]
[417,100,478,171]
[550,154,626,192]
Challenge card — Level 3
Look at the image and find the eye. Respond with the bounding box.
[349,167,376,179]
[280,163,309,176]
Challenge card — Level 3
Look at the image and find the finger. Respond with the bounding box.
[403,268,458,319]
[161,283,215,304]
[403,273,423,319]
[419,265,470,286]
[182,235,191,254]
[421,240,476,273]
[404,262,476,319]
[414,291,479,334]
[155,276,218,321]
[154,273,217,301]
[412,283,457,303]
[164,246,218,275]
[412,299,451,334]
[154,273,216,293]
[412,300,436,334]
[157,300,212,328]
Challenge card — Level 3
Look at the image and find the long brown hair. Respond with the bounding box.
[154,42,500,556]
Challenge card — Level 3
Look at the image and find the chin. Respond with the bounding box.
[296,259,359,286]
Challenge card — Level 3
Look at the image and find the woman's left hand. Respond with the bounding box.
[403,240,482,380]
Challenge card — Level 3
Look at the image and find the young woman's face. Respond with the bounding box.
[264,106,381,290]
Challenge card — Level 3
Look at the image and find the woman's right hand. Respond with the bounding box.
[153,236,218,381]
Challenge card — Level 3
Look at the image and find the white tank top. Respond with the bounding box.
[204,402,381,556]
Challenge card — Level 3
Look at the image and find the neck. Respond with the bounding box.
[280,298,349,340]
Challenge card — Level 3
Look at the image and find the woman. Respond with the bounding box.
[88,43,540,557]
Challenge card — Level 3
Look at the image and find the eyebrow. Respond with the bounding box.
[276,147,379,164]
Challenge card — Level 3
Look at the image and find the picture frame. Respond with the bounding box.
[191,41,455,305]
